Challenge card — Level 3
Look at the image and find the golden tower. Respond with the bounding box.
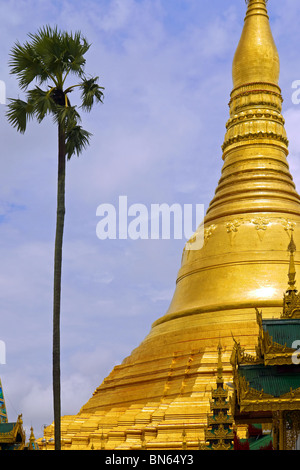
[43,0,300,449]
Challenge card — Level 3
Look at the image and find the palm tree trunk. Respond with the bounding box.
[53,123,66,450]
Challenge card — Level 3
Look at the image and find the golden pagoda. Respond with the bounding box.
[42,0,300,450]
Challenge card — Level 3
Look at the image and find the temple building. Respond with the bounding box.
[230,236,300,450]
[0,379,39,450]
[42,0,300,449]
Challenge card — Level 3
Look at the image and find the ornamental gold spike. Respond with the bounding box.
[217,340,223,385]
[234,0,278,89]
[288,233,297,291]
[204,0,300,224]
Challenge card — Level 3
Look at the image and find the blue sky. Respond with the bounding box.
[1,0,300,439]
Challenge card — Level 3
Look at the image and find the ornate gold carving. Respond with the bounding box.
[251,217,270,241]
[204,224,217,245]
[252,217,269,230]
[226,220,241,233]
[230,335,260,368]
[282,233,300,319]
[222,131,288,152]
[207,411,230,426]
[285,411,300,450]
[226,220,241,245]
[281,219,296,236]
[229,88,283,105]
[256,308,296,365]
[205,424,234,451]
[226,109,285,129]
[282,291,300,319]
[239,374,274,402]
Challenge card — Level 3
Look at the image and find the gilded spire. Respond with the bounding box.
[287,233,297,291]
[204,0,300,222]
[216,340,223,386]
[233,0,279,89]
[282,235,300,318]
[28,426,39,450]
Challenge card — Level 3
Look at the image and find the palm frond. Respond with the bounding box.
[9,26,91,90]
[80,76,104,111]
[61,30,90,76]
[52,104,81,129]
[9,40,50,90]
[8,25,103,157]
[65,125,91,159]
[27,87,57,122]
[28,26,90,83]
[6,98,34,133]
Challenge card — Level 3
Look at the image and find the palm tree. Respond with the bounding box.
[7,26,104,450]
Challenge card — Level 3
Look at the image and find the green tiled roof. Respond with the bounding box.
[239,364,300,396]
[0,422,16,434]
[263,319,300,348]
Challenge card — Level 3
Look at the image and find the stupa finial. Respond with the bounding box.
[245,0,268,4]
[281,234,299,319]
[232,0,279,89]
[216,340,224,386]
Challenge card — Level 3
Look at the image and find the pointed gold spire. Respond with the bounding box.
[233,0,279,89]
[28,426,39,450]
[282,235,300,318]
[287,233,297,291]
[204,0,300,223]
[216,340,223,386]
[163,0,300,325]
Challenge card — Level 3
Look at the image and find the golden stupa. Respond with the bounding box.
[42,0,300,449]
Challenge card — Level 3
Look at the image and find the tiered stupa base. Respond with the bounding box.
[42,303,282,449]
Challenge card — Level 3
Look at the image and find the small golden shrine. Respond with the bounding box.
[201,343,234,450]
